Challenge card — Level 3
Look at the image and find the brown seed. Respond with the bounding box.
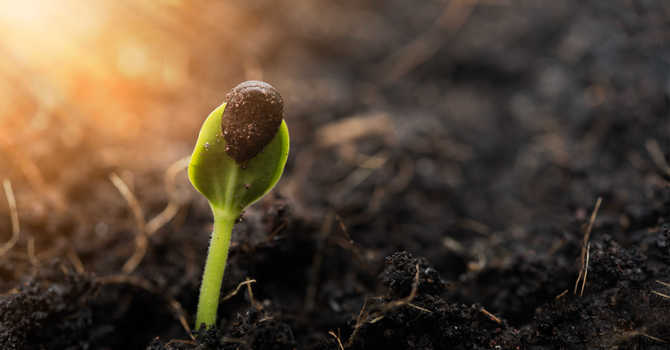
[221,81,284,163]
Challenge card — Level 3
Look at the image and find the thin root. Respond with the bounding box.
[146,156,190,235]
[67,247,86,274]
[574,197,601,296]
[656,280,670,288]
[640,333,667,344]
[333,214,365,263]
[652,280,670,299]
[555,289,569,300]
[221,278,257,303]
[167,298,195,340]
[265,220,288,242]
[345,298,370,347]
[407,303,432,313]
[480,307,502,324]
[0,179,20,259]
[97,274,154,291]
[623,330,668,344]
[147,202,179,236]
[27,236,38,267]
[348,262,427,348]
[382,263,421,311]
[651,290,670,299]
[646,139,670,177]
[245,277,262,311]
[328,330,345,350]
[109,172,147,274]
[579,242,590,297]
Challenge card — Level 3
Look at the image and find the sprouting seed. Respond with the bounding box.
[188,81,289,330]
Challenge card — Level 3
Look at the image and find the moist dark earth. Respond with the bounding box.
[2,0,670,349]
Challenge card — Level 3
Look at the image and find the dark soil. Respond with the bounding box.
[1,0,670,349]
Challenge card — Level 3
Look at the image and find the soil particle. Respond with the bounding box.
[347,251,519,350]
[0,261,188,349]
[651,223,670,264]
[522,231,670,349]
[215,308,297,350]
[381,251,446,298]
[151,307,297,350]
[1,1,670,349]
[0,266,95,350]
[452,254,574,325]
[222,81,284,163]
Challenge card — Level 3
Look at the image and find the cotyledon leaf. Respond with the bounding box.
[188,91,289,217]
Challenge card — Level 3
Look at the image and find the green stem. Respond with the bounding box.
[195,208,236,329]
[195,163,239,330]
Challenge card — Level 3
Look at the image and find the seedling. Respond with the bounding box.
[188,81,289,329]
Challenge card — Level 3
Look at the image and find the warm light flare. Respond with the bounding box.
[0,0,51,28]
[0,0,244,149]
[0,0,104,44]
[0,1,165,140]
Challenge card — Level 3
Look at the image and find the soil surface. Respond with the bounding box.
[1,0,670,349]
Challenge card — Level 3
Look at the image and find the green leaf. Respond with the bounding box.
[188,102,289,216]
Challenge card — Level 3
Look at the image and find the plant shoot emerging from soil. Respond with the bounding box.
[188,81,289,329]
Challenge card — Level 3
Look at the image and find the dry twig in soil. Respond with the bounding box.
[109,172,147,274]
[111,158,190,274]
[221,278,257,302]
[146,156,190,235]
[0,179,20,259]
[328,330,345,350]
[480,307,502,325]
[574,197,601,296]
[652,280,670,299]
[646,139,670,178]
[346,264,429,346]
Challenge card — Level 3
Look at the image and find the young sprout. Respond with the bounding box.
[188,81,289,329]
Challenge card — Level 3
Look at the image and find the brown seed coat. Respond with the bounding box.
[221,81,284,163]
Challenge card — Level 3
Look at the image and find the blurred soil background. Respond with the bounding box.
[1,0,670,349]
